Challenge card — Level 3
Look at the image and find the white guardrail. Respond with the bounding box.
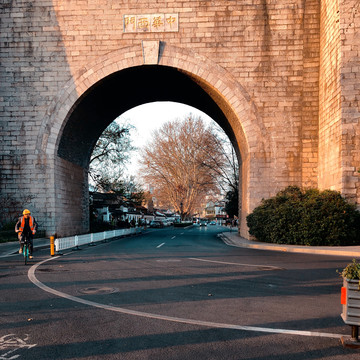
[55,227,144,252]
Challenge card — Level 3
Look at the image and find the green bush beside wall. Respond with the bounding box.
[246,186,360,246]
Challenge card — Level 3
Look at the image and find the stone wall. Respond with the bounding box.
[319,0,360,205]
[55,157,89,235]
[0,0,359,236]
[338,0,360,204]
[319,0,342,192]
[0,1,72,232]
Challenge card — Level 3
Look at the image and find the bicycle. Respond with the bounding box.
[21,236,31,265]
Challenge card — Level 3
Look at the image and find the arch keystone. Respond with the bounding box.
[142,40,160,64]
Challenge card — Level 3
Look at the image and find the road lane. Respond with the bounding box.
[29,255,344,340]
[1,225,359,359]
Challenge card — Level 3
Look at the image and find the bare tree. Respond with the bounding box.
[196,125,239,194]
[89,120,135,192]
[139,116,226,218]
[198,126,240,217]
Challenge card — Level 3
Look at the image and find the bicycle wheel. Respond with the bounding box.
[24,243,28,265]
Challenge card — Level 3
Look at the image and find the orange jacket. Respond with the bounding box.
[15,216,38,235]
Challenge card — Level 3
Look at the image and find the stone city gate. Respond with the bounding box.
[0,0,359,237]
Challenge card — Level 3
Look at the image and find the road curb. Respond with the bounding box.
[220,232,360,258]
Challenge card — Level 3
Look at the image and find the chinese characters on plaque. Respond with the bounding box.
[124,14,179,33]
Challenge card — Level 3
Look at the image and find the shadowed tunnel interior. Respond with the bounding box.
[58,65,236,169]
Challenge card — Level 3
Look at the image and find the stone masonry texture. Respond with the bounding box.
[0,0,359,238]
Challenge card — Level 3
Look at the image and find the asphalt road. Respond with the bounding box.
[1,225,359,359]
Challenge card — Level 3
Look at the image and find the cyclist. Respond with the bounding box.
[15,209,38,259]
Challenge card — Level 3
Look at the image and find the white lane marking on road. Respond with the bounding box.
[171,236,176,239]
[28,257,343,340]
[188,257,283,271]
[0,333,37,359]
[156,242,165,248]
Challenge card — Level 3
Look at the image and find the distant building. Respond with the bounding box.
[203,200,227,223]
[90,191,180,226]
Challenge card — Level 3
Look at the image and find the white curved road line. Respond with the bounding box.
[28,256,343,340]
[188,257,284,270]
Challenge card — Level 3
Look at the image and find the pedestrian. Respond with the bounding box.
[15,209,38,259]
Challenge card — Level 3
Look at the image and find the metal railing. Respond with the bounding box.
[55,227,143,252]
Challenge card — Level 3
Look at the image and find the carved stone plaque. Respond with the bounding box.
[124,14,179,33]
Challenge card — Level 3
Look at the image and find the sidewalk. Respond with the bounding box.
[0,238,49,258]
[220,231,360,258]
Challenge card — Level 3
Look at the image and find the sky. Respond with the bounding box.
[116,101,215,177]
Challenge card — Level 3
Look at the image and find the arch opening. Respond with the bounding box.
[58,65,240,169]
[54,64,249,237]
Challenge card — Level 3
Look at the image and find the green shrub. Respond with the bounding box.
[89,220,116,233]
[338,259,360,281]
[246,186,360,246]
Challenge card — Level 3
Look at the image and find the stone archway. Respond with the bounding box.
[39,42,269,237]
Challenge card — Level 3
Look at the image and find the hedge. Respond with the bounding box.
[246,186,360,246]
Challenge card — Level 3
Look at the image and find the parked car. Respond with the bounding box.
[150,220,164,228]
[209,221,216,225]
[163,219,173,226]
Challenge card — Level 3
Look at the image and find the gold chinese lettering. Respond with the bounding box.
[124,14,178,33]
[137,17,149,30]
[152,16,164,29]
[124,16,136,31]
[166,16,176,28]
